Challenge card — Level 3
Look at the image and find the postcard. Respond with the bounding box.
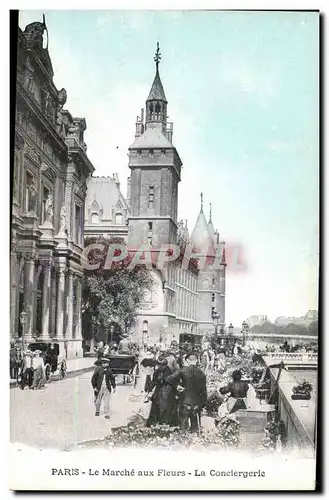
[9,9,319,491]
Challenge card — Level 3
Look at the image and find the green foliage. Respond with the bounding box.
[250,320,318,337]
[82,237,155,334]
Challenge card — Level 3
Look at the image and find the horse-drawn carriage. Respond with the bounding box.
[106,353,139,386]
[28,342,67,381]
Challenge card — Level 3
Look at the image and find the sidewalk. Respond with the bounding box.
[10,356,96,388]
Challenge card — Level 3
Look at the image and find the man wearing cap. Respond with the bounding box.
[20,350,33,390]
[118,333,132,354]
[91,357,116,418]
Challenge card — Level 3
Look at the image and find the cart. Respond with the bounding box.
[107,354,138,386]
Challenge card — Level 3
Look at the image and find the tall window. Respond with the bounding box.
[75,204,81,244]
[148,186,154,209]
[115,213,123,225]
[91,212,99,224]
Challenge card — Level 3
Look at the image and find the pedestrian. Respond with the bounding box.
[20,350,33,390]
[146,355,178,427]
[91,357,116,418]
[10,342,17,379]
[138,347,156,393]
[167,352,207,433]
[166,348,180,374]
[32,350,45,390]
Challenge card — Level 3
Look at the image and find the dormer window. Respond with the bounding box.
[149,149,154,157]
[115,213,123,225]
[91,212,99,224]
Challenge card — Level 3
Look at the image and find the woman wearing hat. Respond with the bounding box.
[91,358,116,418]
[32,350,45,390]
[146,356,177,427]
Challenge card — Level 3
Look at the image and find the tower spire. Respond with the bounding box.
[200,192,204,211]
[154,41,161,71]
[209,202,212,222]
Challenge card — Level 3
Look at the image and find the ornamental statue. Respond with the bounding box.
[59,205,68,233]
[45,195,53,224]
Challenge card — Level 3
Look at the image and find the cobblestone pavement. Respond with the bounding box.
[10,371,143,450]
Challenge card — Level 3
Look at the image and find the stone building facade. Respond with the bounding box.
[84,46,226,346]
[11,19,95,358]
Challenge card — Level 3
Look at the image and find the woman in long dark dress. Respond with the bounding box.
[146,356,178,427]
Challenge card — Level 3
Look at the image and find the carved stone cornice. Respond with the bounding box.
[17,81,67,154]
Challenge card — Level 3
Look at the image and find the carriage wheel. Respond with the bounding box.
[60,360,67,379]
[45,364,51,382]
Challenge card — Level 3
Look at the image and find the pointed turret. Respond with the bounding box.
[145,42,168,134]
[147,68,167,102]
[207,202,215,238]
[190,193,214,253]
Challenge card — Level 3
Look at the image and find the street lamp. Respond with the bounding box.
[241,320,249,346]
[228,323,234,336]
[19,311,27,349]
[213,312,220,335]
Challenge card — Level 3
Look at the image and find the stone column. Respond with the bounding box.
[50,270,57,337]
[24,258,35,341]
[55,269,66,339]
[66,271,74,339]
[75,277,82,339]
[41,264,51,339]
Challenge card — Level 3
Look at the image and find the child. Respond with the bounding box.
[91,358,116,418]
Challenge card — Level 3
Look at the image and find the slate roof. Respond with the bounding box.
[147,68,167,102]
[129,126,173,149]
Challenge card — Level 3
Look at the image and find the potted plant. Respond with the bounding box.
[291,379,313,400]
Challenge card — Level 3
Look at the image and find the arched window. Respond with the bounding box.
[155,102,161,114]
[115,213,123,225]
[91,212,99,224]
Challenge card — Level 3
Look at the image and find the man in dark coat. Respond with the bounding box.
[168,353,207,432]
[91,358,116,418]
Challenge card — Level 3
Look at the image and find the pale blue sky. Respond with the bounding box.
[18,10,319,325]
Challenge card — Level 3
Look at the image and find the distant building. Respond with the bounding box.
[275,310,318,327]
[246,315,268,328]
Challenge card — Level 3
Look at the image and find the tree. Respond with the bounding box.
[82,237,155,338]
[308,320,318,336]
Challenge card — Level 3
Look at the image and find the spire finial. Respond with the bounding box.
[154,41,161,70]
[209,202,212,221]
[200,192,203,210]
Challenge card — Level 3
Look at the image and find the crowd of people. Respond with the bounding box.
[90,338,255,432]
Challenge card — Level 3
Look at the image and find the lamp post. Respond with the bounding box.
[109,324,114,344]
[213,312,220,335]
[241,320,249,346]
[19,311,27,350]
